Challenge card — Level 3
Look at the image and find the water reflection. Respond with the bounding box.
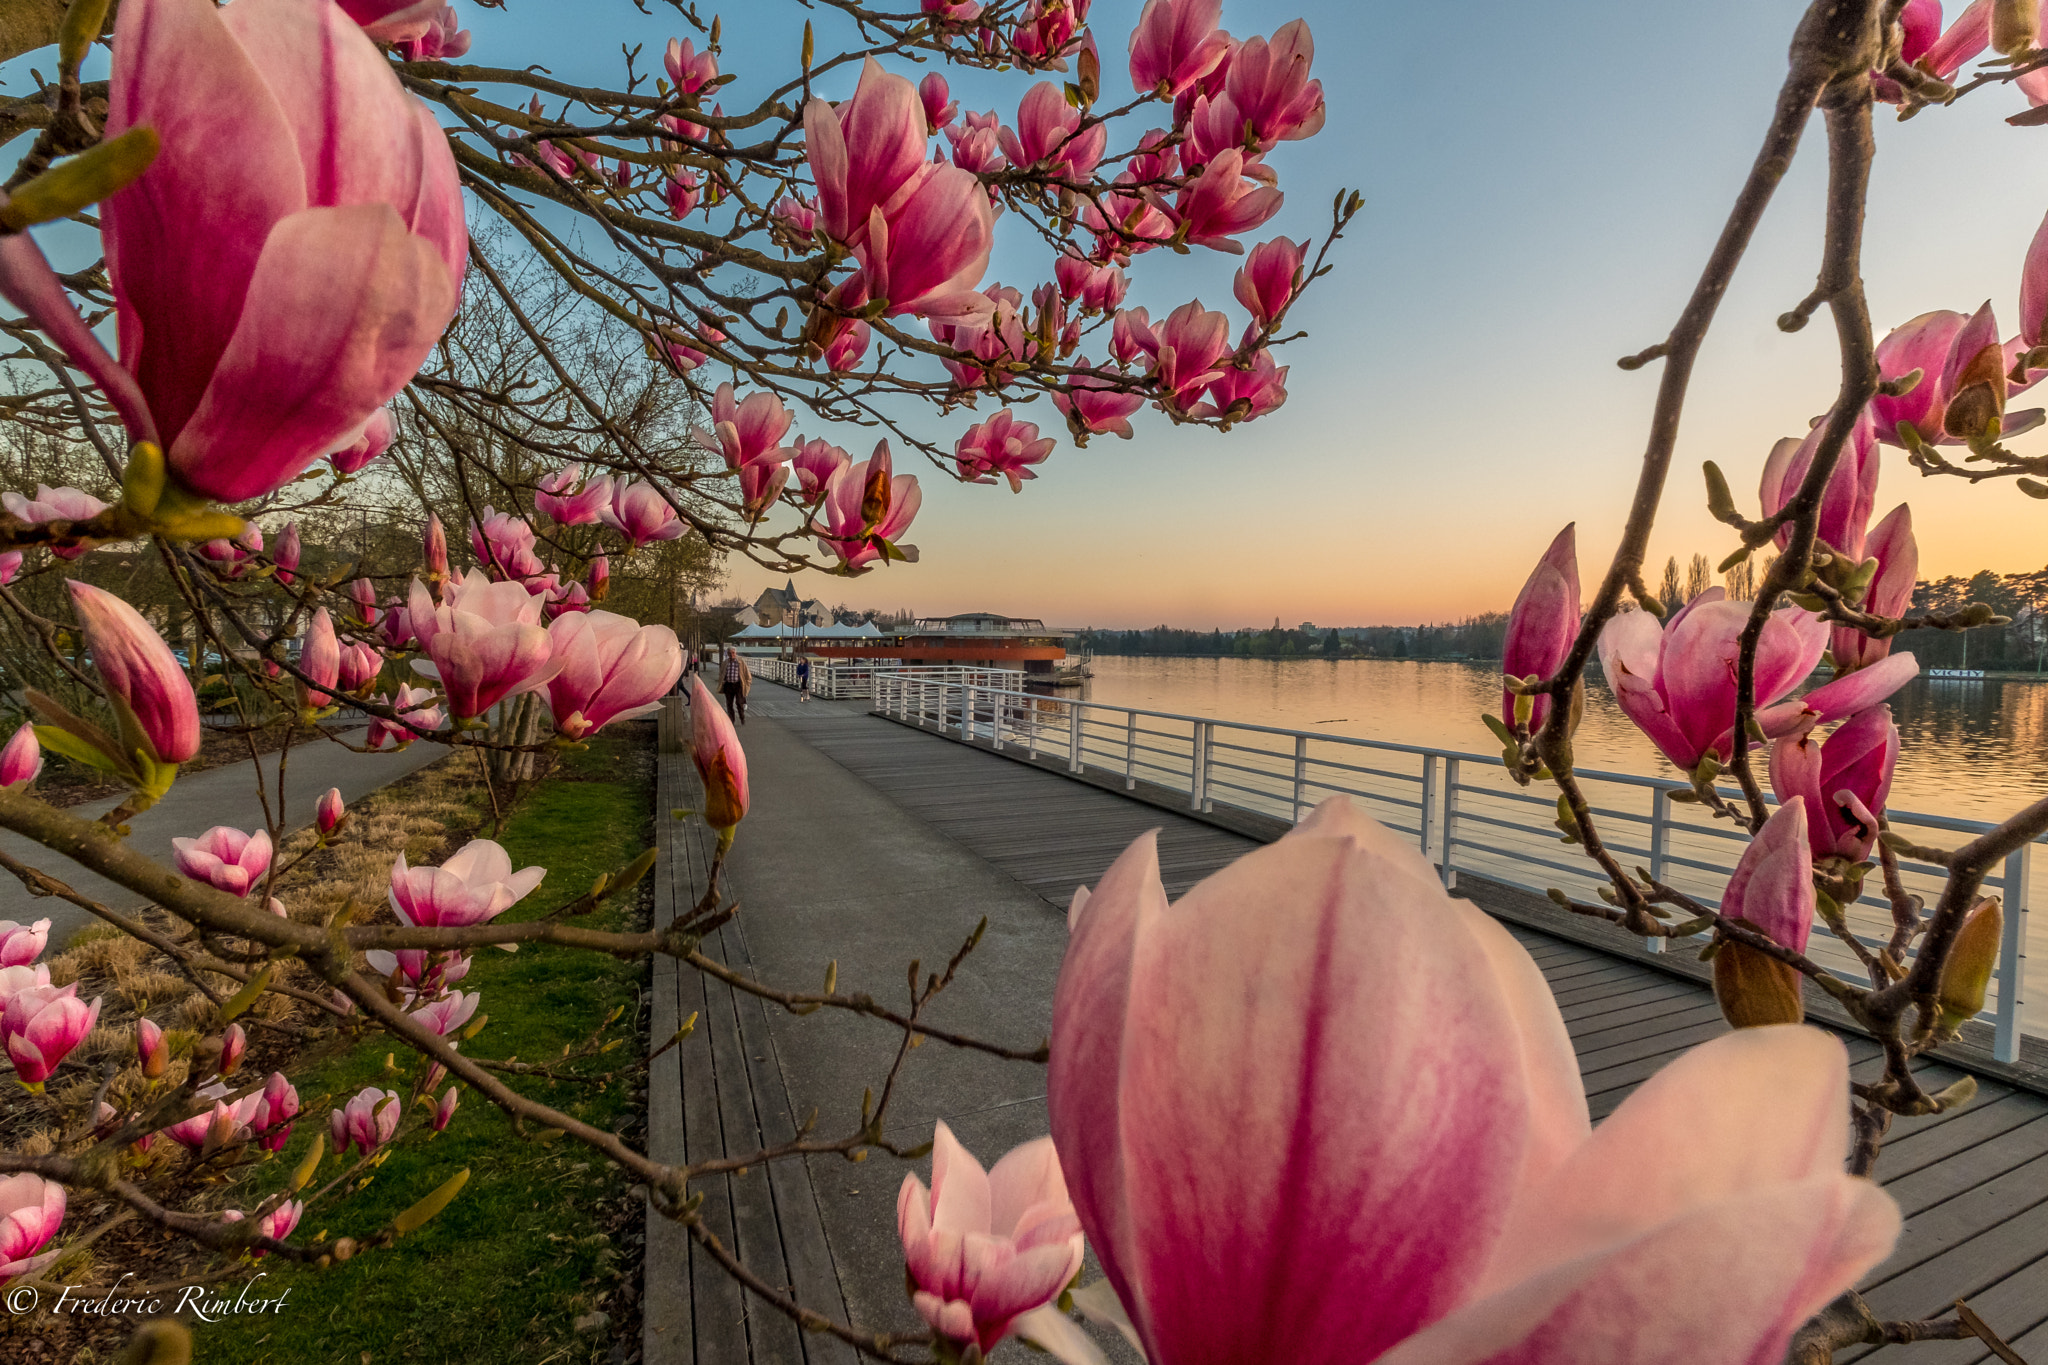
[1079,655,2048,824]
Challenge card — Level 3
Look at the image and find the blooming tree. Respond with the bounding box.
[0,0,2038,1361]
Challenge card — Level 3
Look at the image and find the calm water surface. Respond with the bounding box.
[1078,655,2048,826]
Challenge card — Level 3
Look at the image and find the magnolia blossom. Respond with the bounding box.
[0,724,39,790]
[0,920,48,969]
[1772,705,1899,864]
[409,571,558,718]
[424,512,451,586]
[600,480,686,549]
[1001,81,1107,183]
[364,947,471,996]
[316,787,347,838]
[1500,525,1580,732]
[390,837,545,929]
[690,677,749,835]
[469,507,546,582]
[0,551,18,584]
[546,610,684,739]
[367,682,445,748]
[199,523,264,577]
[955,410,1057,492]
[0,966,51,1017]
[0,1174,66,1285]
[1596,591,1828,774]
[1054,256,1128,315]
[299,607,341,710]
[4,983,103,1088]
[408,990,481,1037]
[222,1197,304,1253]
[812,444,921,572]
[338,640,383,695]
[898,1123,1084,1355]
[791,438,851,503]
[1129,0,1231,97]
[3,486,107,559]
[1834,504,1918,673]
[136,1017,168,1078]
[348,577,381,625]
[919,72,958,129]
[172,826,274,898]
[1143,301,1234,410]
[1870,302,2034,450]
[1234,235,1303,326]
[69,580,202,766]
[1758,407,1880,559]
[392,4,469,60]
[433,1087,460,1132]
[328,407,396,476]
[1049,799,1897,1365]
[535,464,613,525]
[1713,801,1816,1029]
[1052,362,1147,440]
[1176,150,1284,252]
[1193,347,1289,421]
[217,1022,247,1077]
[273,521,302,585]
[665,35,718,92]
[86,0,465,503]
[331,1085,402,1156]
[944,111,1008,177]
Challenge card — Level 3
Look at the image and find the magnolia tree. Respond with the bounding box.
[0,0,2038,1361]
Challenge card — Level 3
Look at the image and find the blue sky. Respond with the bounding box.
[19,1,2048,628]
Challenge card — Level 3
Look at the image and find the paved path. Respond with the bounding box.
[0,728,449,944]
[646,684,2048,1365]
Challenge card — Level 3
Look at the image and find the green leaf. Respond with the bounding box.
[32,723,122,775]
[0,127,159,231]
[392,1168,470,1236]
[219,965,274,1021]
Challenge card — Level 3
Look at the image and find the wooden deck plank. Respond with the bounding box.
[1874,1094,2046,1185]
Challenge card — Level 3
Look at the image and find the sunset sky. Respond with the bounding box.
[32,1,2048,629]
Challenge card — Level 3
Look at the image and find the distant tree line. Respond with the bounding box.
[1075,614,1511,661]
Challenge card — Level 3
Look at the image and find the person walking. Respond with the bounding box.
[796,655,811,702]
[721,648,750,725]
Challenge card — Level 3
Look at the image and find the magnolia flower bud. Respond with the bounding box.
[1712,941,1805,1028]
[137,1017,167,1079]
[218,1022,247,1077]
[1994,0,2038,55]
[1937,897,2003,1032]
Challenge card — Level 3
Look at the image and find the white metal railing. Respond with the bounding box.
[871,673,2044,1064]
[753,659,1030,701]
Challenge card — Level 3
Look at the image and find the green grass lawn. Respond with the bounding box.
[193,728,654,1364]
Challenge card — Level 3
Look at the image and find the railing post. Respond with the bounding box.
[1027,697,1039,759]
[1068,704,1083,773]
[1190,722,1207,812]
[1419,754,1438,862]
[1995,844,2031,1063]
[992,689,1005,750]
[1646,787,1672,953]
[1125,712,1137,790]
[963,684,976,741]
[1440,757,1460,890]
[1291,734,1308,824]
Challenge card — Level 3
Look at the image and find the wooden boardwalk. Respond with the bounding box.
[646,689,2048,1364]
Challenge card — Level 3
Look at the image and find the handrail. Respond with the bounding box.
[866,671,2042,1062]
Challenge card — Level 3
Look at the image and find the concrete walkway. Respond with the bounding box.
[0,728,449,943]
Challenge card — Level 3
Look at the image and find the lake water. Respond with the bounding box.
[1077,655,2048,826]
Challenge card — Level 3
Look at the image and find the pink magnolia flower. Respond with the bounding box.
[804,58,930,250]
[0,724,41,790]
[922,0,984,21]
[69,580,202,766]
[389,836,545,929]
[407,989,480,1037]
[1772,705,1899,863]
[665,168,702,218]
[1129,0,1231,97]
[1759,406,1880,559]
[1221,18,1325,148]
[0,551,18,584]
[1175,149,1282,252]
[217,1022,247,1077]
[1758,651,1921,741]
[223,1196,303,1253]
[955,410,1057,492]
[0,1174,66,1285]
[740,457,788,516]
[4,486,106,560]
[364,947,470,996]
[0,920,48,969]
[665,35,718,93]
[819,316,872,373]
[897,1122,1084,1355]
[367,682,444,748]
[198,522,264,578]
[330,1085,402,1156]
[1193,347,1289,421]
[0,966,50,1017]
[1712,801,1819,1028]
[1595,590,1829,774]
[468,507,546,582]
[346,576,381,627]
[1011,0,1091,64]
[136,1017,167,1078]
[172,826,274,898]
[1109,306,1154,367]
[316,787,347,838]
[585,553,610,602]
[87,0,464,504]
[1922,0,1993,77]
[273,521,301,585]
[424,512,451,587]
[433,1087,460,1132]
[920,73,958,130]
[1054,256,1127,315]
[328,407,396,476]
[1500,525,1580,732]
[690,677,749,835]
[791,438,851,503]
[999,82,1106,183]
[775,194,819,237]
[392,5,470,61]
[1052,364,1146,441]
[337,640,383,694]
[1147,301,1234,410]
[4,983,102,1089]
[812,443,921,572]
[1871,309,1970,446]
[546,610,684,739]
[1049,798,1897,1365]
[837,165,997,324]
[599,480,686,550]
[409,571,558,718]
[943,111,1009,177]
[1082,179,1179,262]
[1833,504,1918,673]
[1234,235,1303,327]
[708,382,794,470]
[535,464,613,526]
[299,607,341,710]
